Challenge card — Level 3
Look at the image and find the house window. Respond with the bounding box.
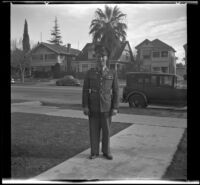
[142,50,151,59]
[32,54,43,60]
[82,64,88,72]
[161,67,168,73]
[125,52,129,60]
[46,54,57,60]
[153,67,161,72]
[152,51,160,58]
[161,51,168,57]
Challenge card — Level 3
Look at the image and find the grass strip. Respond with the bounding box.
[11,112,132,179]
[162,129,187,180]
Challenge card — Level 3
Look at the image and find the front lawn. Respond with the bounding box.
[11,112,132,179]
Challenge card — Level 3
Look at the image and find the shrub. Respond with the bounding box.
[33,71,52,78]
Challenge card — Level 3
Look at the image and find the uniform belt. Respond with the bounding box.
[89,89,98,93]
[88,89,111,94]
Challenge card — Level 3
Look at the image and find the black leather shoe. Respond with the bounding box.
[89,154,99,159]
[103,154,113,160]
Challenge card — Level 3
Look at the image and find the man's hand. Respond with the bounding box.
[111,109,118,116]
[83,107,90,116]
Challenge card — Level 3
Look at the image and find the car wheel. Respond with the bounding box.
[56,81,61,86]
[128,94,147,108]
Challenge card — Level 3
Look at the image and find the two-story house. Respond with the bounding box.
[135,39,177,74]
[73,41,134,72]
[30,42,80,72]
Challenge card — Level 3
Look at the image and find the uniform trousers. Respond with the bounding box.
[89,112,111,155]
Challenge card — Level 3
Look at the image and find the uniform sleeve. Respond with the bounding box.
[82,71,90,108]
[111,71,119,109]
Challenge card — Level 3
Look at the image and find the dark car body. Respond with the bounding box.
[56,75,81,86]
[122,72,187,108]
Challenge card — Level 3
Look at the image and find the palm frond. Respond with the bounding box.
[105,5,112,22]
[95,8,106,20]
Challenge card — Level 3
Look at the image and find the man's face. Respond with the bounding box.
[96,53,108,68]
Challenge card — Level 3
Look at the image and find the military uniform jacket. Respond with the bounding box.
[82,67,119,113]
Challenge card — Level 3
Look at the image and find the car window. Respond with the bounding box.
[127,74,137,86]
[159,76,173,87]
[144,76,150,86]
[151,75,157,86]
[137,77,143,84]
[64,75,74,79]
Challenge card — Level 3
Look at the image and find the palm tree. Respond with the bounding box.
[89,5,127,59]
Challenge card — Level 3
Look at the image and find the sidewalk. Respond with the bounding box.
[11,101,187,180]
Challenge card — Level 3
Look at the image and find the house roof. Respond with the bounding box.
[135,39,176,52]
[111,41,134,61]
[76,43,94,61]
[76,41,134,61]
[30,42,80,56]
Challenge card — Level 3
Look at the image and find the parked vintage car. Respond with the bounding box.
[122,72,187,108]
[56,75,81,86]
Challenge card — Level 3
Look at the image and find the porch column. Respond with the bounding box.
[115,63,117,71]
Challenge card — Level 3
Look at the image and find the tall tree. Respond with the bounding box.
[22,19,31,76]
[22,19,30,52]
[89,5,127,59]
[48,17,63,45]
[11,19,31,83]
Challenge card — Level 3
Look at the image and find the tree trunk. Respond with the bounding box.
[20,65,25,83]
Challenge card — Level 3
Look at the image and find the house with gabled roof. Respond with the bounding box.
[30,42,80,72]
[73,41,134,73]
[135,39,177,74]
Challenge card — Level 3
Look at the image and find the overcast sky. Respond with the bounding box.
[11,3,187,63]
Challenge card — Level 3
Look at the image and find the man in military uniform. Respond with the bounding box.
[82,44,119,160]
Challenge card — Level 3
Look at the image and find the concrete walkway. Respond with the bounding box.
[11,101,187,180]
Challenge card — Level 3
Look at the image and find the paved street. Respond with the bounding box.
[11,84,186,110]
[11,101,187,180]
[11,85,84,104]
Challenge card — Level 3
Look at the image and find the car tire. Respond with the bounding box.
[56,82,61,86]
[128,94,147,108]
